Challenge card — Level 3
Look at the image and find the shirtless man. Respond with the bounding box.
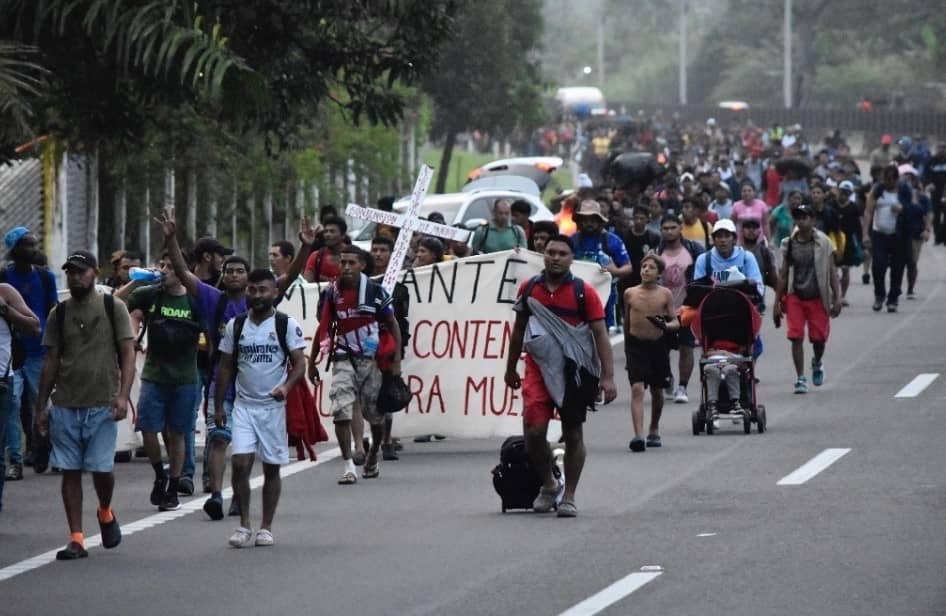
[623,254,679,452]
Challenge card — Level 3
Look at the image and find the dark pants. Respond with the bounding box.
[0,376,10,511]
[871,231,908,305]
[932,190,945,244]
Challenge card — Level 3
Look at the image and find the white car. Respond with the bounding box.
[350,176,554,250]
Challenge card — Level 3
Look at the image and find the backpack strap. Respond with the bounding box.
[230,313,248,374]
[572,276,587,322]
[275,311,290,367]
[56,294,119,359]
[475,224,490,252]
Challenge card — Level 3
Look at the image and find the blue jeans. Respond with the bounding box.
[605,284,617,329]
[3,354,43,465]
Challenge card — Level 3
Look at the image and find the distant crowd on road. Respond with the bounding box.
[2,114,944,552]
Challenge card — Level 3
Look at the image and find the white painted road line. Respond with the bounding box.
[894,373,939,398]
[0,448,341,584]
[777,448,851,486]
[559,568,663,616]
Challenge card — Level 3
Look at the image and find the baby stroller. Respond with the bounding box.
[689,284,767,435]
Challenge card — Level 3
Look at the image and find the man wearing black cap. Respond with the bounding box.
[36,251,136,559]
[774,204,842,395]
[192,237,234,288]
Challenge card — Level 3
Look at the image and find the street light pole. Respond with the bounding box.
[679,0,688,105]
[784,0,792,108]
[596,17,605,89]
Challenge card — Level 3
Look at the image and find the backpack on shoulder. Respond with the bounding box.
[137,288,205,361]
[491,435,562,513]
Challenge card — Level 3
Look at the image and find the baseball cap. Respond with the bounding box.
[791,203,815,217]
[839,180,855,192]
[62,250,98,271]
[193,237,234,258]
[4,226,30,250]
[711,219,737,235]
[881,134,892,145]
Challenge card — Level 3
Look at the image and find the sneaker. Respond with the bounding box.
[381,443,399,461]
[55,541,88,561]
[533,486,560,513]
[5,463,23,481]
[907,292,916,300]
[811,360,825,387]
[99,512,122,549]
[887,303,898,313]
[177,477,194,496]
[673,385,689,404]
[872,300,883,312]
[159,490,181,512]
[255,529,274,547]
[203,495,224,521]
[228,527,254,548]
[794,376,809,394]
[731,403,743,423]
[228,499,240,517]
[150,477,168,506]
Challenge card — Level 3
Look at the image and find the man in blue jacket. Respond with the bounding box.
[693,219,763,297]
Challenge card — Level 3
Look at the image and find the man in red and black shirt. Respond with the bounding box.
[505,235,617,518]
[303,216,347,283]
[309,246,401,485]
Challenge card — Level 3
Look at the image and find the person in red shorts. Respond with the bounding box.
[773,203,842,394]
[505,235,617,518]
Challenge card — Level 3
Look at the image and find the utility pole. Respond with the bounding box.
[679,0,688,105]
[783,0,792,108]
[596,17,605,89]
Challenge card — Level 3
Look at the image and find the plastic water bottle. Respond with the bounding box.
[129,267,163,283]
[596,251,611,267]
[363,332,379,356]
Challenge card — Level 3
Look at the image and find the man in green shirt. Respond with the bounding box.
[127,250,215,512]
[472,198,528,254]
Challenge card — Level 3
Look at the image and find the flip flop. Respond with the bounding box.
[362,462,380,479]
[646,434,662,448]
[337,471,357,485]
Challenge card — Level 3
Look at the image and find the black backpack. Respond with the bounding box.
[55,294,120,358]
[490,436,560,512]
[136,288,206,362]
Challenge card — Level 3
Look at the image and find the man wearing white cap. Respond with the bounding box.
[693,219,764,297]
[898,164,932,299]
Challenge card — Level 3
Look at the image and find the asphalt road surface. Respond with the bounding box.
[2,248,945,616]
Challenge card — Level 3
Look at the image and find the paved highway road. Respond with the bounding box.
[1,249,945,615]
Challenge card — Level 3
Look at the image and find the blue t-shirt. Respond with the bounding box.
[1,266,57,357]
[693,246,764,297]
[571,232,630,268]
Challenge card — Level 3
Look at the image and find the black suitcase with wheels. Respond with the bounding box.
[491,436,561,512]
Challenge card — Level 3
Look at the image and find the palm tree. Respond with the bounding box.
[0,42,48,152]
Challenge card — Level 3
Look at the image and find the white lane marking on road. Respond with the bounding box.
[0,448,341,583]
[559,568,663,616]
[894,373,939,398]
[696,533,717,537]
[777,448,851,486]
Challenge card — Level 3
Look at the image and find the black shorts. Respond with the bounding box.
[625,334,672,390]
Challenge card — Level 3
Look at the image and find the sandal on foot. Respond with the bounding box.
[337,471,357,485]
[556,500,578,518]
[362,462,380,479]
[629,437,646,452]
[645,434,662,448]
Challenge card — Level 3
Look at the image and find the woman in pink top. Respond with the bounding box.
[732,182,770,242]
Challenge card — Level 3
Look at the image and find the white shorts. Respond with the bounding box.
[231,402,289,466]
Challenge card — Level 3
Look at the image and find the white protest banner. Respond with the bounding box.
[278,250,612,440]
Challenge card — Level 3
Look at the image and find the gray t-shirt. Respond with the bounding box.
[789,236,819,300]
[44,293,135,407]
